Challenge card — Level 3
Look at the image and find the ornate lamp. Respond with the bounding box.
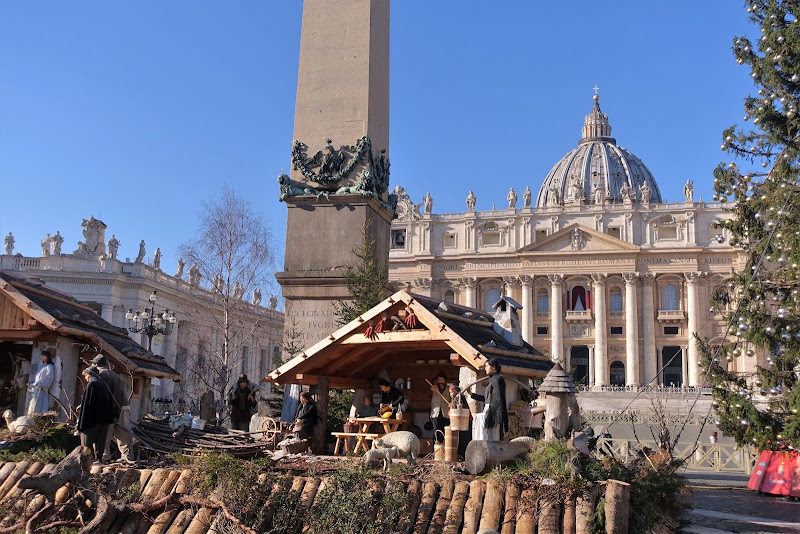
[126,289,176,351]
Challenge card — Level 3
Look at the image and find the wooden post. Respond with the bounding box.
[500,482,520,534]
[604,479,630,534]
[444,481,470,534]
[312,376,330,454]
[478,479,505,532]
[515,488,537,534]
[544,392,569,441]
[563,492,577,534]
[414,482,439,534]
[538,498,561,534]
[575,486,599,534]
[461,480,486,534]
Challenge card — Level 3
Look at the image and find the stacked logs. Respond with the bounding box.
[0,458,643,534]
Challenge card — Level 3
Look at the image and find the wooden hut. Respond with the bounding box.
[267,290,553,453]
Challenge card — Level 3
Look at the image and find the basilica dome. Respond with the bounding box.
[535,95,662,208]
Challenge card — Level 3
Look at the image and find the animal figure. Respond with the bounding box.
[3,410,34,435]
[371,431,420,465]
[363,445,399,471]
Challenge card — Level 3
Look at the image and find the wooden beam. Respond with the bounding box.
[295,374,370,390]
[450,353,471,367]
[0,330,55,342]
[341,330,450,344]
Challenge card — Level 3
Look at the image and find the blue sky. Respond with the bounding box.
[1,2,754,299]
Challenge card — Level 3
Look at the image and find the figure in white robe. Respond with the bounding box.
[27,352,54,415]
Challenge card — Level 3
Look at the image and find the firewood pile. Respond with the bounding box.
[132,414,271,458]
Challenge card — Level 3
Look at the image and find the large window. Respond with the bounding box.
[609,288,623,312]
[662,284,679,310]
[444,290,455,303]
[537,290,549,313]
[485,288,501,312]
[571,285,587,311]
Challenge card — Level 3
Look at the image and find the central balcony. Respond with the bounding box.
[565,310,593,321]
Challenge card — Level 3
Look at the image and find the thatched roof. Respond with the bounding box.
[537,362,578,393]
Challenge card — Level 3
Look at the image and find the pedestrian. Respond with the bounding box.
[92,354,132,463]
[469,358,508,441]
[27,351,54,415]
[229,374,256,431]
[294,391,317,440]
[77,366,115,463]
[378,378,405,418]
[601,429,612,439]
[709,431,718,444]
[430,371,452,443]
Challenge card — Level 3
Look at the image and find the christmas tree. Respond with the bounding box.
[707,0,800,451]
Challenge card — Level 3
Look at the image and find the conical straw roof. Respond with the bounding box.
[537,362,578,393]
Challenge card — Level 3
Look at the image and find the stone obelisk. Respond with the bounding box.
[277,0,392,350]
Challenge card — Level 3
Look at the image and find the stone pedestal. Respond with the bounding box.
[277,194,393,347]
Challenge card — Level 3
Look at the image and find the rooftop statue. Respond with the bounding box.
[4,232,14,255]
[507,188,518,209]
[547,183,561,207]
[268,295,278,310]
[153,247,162,270]
[620,183,633,203]
[684,179,694,203]
[592,182,606,205]
[466,190,476,211]
[175,258,185,279]
[41,234,51,257]
[640,182,652,204]
[73,216,107,257]
[252,288,262,306]
[571,177,585,202]
[135,240,146,263]
[523,186,532,208]
[188,263,201,286]
[50,231,63,256]
[422,192,433,215]
[107,235,120,260]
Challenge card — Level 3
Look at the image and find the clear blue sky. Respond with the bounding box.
[1,1,754,299]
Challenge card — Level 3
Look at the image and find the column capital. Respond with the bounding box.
[590,272,608,284]
[519,274,534,287]
[622,272,639,285]
[459,276,478,289]
[640,272,655,285]
[548,273,565,286]
[413,277,432,289]
[588,344,595,350]
[502,275,518,285]
[684,271,702,284]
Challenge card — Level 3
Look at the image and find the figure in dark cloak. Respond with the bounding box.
[77,366,115,462]
[469,358,508,441]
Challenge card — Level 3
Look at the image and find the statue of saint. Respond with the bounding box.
[507,187,518,209]
[268,295,278,310]
[153,247,162,270]
[135,240,146,263]
[571,178,585,202]
[50,231,64,256]
[422,192,433,214]
[640,182,652,204]
[620,183,632,203]
[175,258,185,279]
[523,186,532,208]
[107,235,120,259]
[683,179,694,203]
[188,263,201,286]
[212,273,223,293]
[547,183,561,206]
[41,234,52,257]
[466,190,476,211]
[232,282,244,300]
[4,232,14,255]
[592,182,606,205]
[252,288,262,306]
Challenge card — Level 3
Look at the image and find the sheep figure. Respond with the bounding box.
[363,445,399,471]
[371,431,420,465]
[3,410,34,435]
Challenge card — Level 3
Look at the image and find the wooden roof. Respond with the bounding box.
[0,271,180,381]
[537,363,578,393]
[268,291,552,388]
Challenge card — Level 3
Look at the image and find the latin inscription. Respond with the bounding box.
[429,256,733,271]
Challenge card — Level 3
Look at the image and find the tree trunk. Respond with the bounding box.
[395,479,422,534]
[604,479,630,534]
[538,498,561,534]
[544,393,568,441]
[429,480,454,534]
[465,440,531,475]
[515,488,536,534]
[575,486,599,534]
[312,376,329,454]
[461,480,486,534]
[500,482,520,534]
[444,481,470,534]
[478,479,504,533]
[413,482,438,534]
[563,492,577,534]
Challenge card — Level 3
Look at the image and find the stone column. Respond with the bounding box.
[591,273,608,387]
[682,345,689,388]
[462,277,477,308]
[101,303,114,325]
[587,344,595,386]
[548,274,564,363]
[564,344,572,372]
[656,345,664,385]
[623,272,640,386]
[641,273,657,385]
[520,275,534,343]
[685,272,701,386]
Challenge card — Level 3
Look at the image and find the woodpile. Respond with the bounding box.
[0,456,656,533]
[132,414,272,458]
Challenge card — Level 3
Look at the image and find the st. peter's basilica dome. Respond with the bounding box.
[535,95,662,208]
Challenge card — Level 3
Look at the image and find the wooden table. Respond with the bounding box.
[333,416,406,454]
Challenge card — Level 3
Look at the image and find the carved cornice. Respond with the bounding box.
[459,276,477,289]
[413,277,432,289]
[590,272,608,285]
[519,274,534,287]
[640,272,656,286]
[622,272,639,285]
[548,274,565,286]
[684,271,702,284]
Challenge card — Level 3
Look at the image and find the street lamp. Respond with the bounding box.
[126,289,177,351]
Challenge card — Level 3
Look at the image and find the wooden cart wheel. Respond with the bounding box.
[260,417,278,432]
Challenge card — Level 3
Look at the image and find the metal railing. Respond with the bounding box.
[581,410,713,426]
[590,385,712,395]
[596,438,757,473]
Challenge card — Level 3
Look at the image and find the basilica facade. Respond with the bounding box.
[389,97,747,388]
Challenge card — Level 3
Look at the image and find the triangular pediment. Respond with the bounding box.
[518,223,640,253]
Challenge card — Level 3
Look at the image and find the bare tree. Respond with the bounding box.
[178,185,275,424]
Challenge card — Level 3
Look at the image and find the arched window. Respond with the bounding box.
[610,361,625,386]
[537,289,549,313]
[571,285,587,311]
[485,288,500,312]
[662,284,679,310]
[609,288,623,312]
[444,290,455,303]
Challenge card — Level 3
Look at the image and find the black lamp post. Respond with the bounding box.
[126,289,176,351]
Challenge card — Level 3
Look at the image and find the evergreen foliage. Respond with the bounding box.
[707,0,800,450]
[333,223,390,325]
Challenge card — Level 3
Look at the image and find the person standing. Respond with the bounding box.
[77,366,115,462]
[709,431,718,444]
[378,379,405,418]
[430,372,452,443]
[27,351,54,415]
[469,358,508,441]
[92,355,132,463]
[230,374,256,431]
[294,391,317,440]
